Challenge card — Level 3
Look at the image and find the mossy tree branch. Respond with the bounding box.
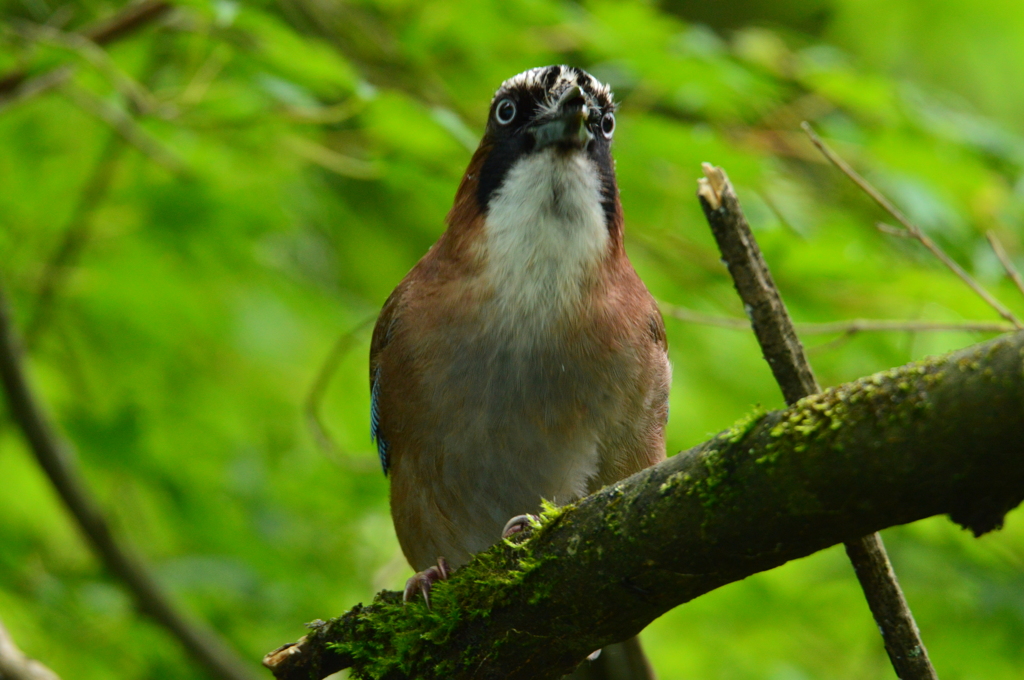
[264,331,1024,680]
[698,162,937,679]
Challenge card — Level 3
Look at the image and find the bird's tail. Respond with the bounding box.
[565,635,656,680]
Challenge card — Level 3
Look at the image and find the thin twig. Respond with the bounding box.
[798,318,1010,334]
[280,98,366,125]
[0,0,169,96]
[697,163,939,680]
[658,304,750,330]
[305,316,376,459]
[24,135,124,349]
[0,66,75,114]
[755,190,805,239]
[0,616,62,680]
[660,302,1012,336]
[0,0,172,99]
[285,136,380,180]
[11,22,163,115]
[80,0,171,44]
[0,278,259,680]
[805,331,859,356]
[23,35,175,348]
[876,222,913,238]
[179,46,230,106]
[802,122,1022,330]
[60,82,185,174]
[986,231,1024,302]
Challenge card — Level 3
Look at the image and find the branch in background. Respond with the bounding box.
[0,617,61,680]
[0,66,75,114]
[657,303,755,331]
[24,135,124,349]
[284,136,381,180]
[280,97,366,125]
[659,302,1013,336]
[0,0,172,100]
[802,330,875,356]
[0,280,260,680]
[179,46,230,107]
[796,318,1012,334]
[80,0,172,44]
[876,222,914,238]
[59,82,185,174]
[305,315,375,461]
[10,22,164,116]
[986,231,1024,302]
[264,331,1024,680]
[23,39,177,352]
[802,122,1023,330]
[697,163,939,680]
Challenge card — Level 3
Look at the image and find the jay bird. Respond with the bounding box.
[370,65,670,678]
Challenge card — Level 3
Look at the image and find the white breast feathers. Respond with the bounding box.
[481,148,609,334]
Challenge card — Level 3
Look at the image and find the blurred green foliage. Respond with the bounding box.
[1,0,1023,678]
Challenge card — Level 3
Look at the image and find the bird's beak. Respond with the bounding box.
[530,85,594,151]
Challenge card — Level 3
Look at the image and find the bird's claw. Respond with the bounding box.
[403,556,450,609]
[501,514,537,539]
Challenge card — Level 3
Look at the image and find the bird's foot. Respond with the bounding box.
[403,556,450,609]
[501,514,538,539]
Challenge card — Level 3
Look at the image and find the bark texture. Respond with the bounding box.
[699,162,938,680]
[264,331,1024,680]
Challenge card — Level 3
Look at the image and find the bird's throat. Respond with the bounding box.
[479,148,611,334]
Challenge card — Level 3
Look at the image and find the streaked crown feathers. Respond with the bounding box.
[493,65,615,115]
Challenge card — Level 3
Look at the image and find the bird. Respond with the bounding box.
[369,65,670,678]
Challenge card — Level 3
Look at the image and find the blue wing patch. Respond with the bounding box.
[370,366,389,475]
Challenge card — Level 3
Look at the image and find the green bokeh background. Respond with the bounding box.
[1,0,1023,678]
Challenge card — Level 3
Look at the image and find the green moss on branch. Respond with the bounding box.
[264,332,1024,680]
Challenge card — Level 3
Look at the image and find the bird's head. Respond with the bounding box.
[447,65,620,237]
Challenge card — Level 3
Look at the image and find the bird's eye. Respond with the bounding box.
[601,112,615,139]
[495,98,516,125]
